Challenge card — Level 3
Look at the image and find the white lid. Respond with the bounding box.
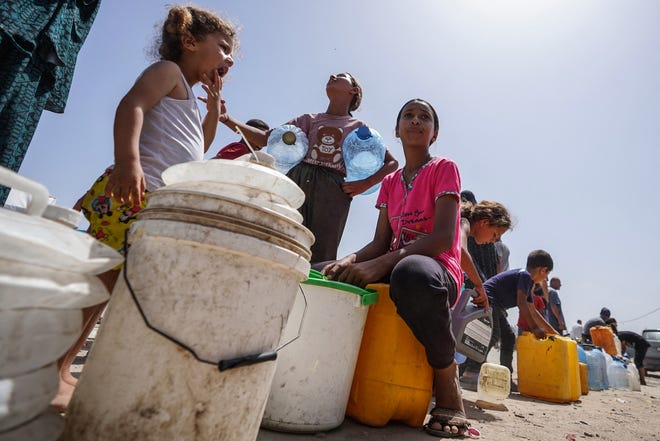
[0,166,123,274]
[0,208,123,274]
[161,160,305,209]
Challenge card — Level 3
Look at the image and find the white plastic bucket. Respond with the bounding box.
[61,160,312,441]
[261,271,377,432]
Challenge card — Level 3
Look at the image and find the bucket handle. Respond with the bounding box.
[122,243,283,372]
[0,166,49,216]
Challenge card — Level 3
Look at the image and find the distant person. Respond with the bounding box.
[618,330,650,385]
[460,199,513,311]
[495,239,510,273]
[582,307,611,343]
[56,5,239,412]
[461,250,558,389]
[545,277,566,335]
[570,319,583,340]
[604,317,618,335]
[214,118,269,159]
[219,72,398,263]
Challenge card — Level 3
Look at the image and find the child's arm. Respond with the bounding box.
[460,220,489,312]
[106,61,183,205]
[342,149,399,197]
[517,289,547,339]
[219,115,269,148]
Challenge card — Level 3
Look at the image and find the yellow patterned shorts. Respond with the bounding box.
[80,168,148,257]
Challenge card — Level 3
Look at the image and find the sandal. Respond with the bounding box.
[423,408,480,438]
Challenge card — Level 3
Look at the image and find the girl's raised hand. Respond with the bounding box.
[198,70,223,116]
[105,163,146,206]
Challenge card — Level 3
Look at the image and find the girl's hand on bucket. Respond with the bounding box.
[334,259,387,288]
[322,255,355,280]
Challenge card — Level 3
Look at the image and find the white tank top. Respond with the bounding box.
[139,73,204,191]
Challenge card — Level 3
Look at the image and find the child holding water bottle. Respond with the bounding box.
[219,72,398,263]
[56,5,238,411]
[322,99,478,438]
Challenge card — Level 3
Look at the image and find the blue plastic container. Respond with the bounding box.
[577,344,587,364]
[266,124,309,174]
[343,126,385,195]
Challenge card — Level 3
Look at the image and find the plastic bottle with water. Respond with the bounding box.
[607,356,630,390]
[343,126,385,195]
[266,124,309,174]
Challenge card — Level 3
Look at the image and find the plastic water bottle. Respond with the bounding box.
[584,346,608,390]
[343,126,385,195]
[266,124,309,174]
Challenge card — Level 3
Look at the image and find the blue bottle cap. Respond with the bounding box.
[356,126,372,140]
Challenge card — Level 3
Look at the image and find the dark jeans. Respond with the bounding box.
[389,255,458,370]
[462,304,516,374]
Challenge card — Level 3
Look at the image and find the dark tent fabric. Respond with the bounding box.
[0,0,101,204]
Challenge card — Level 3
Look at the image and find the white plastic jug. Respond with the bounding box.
[451,289,493,363]
[476,362,510,411]
[607,358,630,390]
[627,362,642,391]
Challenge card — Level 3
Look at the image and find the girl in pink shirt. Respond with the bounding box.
[323,99,477,438]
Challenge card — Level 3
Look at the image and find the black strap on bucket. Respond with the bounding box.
[121,231,308,371]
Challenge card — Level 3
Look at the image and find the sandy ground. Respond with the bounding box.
[72,328,660,441]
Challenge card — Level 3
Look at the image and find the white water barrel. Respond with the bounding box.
[61,159,313,441]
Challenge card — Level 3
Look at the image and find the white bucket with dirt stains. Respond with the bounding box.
[0,167,120,438]
[61,159,312,441]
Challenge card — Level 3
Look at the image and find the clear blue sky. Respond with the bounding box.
[16,0,660,333]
